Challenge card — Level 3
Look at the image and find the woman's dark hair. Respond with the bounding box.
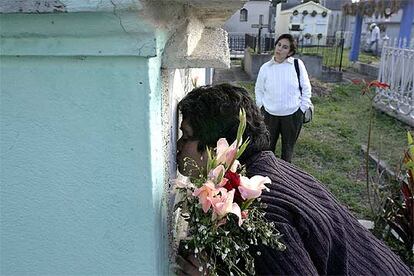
[275,33,297,57]
[178,83,270,162]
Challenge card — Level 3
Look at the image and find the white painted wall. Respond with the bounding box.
[224,1,272,35]
[276,2,330,45]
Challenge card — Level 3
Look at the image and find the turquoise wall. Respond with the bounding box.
[0,11,168,275]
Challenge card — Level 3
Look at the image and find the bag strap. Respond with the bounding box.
[294,58,302,96]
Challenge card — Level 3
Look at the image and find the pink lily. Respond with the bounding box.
[238,175,271,200]
[193,181,216,213]
[211,189,243,226]
[229,160,240,173]
[216,138,238,167]
[208,164,227,186]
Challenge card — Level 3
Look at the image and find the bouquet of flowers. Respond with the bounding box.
[174,109,285,275]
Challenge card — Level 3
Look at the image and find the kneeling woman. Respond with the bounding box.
[176,83,410,275]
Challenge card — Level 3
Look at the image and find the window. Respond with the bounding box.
[240,8,248,22]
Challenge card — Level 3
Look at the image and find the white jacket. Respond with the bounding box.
[255,57,312,116]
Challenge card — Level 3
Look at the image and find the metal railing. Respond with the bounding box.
[376,38,414,119]
[228,34,246,52]
[297,35,345,71]
[245,34,275,53]
[228,34,275,54]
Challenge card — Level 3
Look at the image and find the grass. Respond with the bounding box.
[237,81,409,219]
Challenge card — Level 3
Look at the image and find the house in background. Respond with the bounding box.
[279,0,343,37]
[224,0,340,52]
[224,0,274,37]
[275,1,331,45]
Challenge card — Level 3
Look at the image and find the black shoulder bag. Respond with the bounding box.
[294,58,314,124]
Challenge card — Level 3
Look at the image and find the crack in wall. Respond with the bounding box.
[110,0,128,34]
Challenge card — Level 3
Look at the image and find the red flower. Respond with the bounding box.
[351,79,363,85]
[353,79,390,95]
[224,171,243,203]
[368,80,390,89]
[224,171,240,190]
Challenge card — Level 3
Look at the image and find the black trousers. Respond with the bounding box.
[262,107,303,163]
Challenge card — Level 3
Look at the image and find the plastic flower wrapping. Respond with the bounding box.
[173,109,286,275]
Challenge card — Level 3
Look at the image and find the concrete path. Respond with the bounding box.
[213,65,251,84]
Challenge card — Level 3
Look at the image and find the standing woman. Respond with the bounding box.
[255,33,312,162]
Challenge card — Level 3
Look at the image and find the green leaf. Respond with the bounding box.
[409,146,414,159]
[407,131,413,145]
[236,109,247,148]
[404,160,414,170]
[236,139,250,159]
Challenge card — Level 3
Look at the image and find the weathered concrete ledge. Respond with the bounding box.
[0,0,144,13]
[1,0,247,69]
[299,54,323,79]
[186,27,230,68]
[321,70,343,83]
[160,0,246,69]
[243,50,272,80]
[349,61,379,78]
[162,18,232,68]
[373,101,414,127]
